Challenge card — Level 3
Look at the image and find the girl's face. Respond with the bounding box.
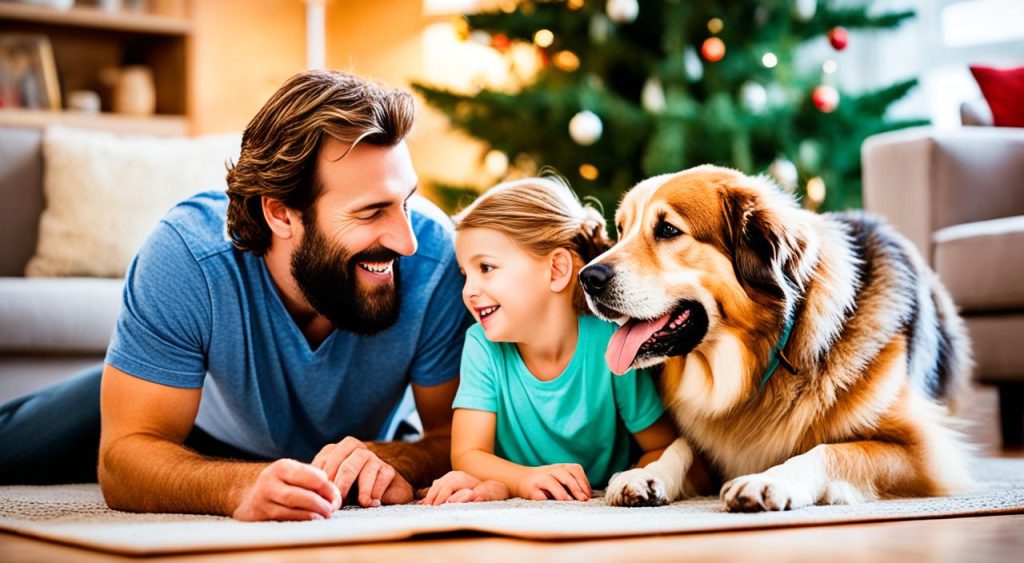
[456,227,553,342]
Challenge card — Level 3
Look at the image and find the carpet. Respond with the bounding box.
[1,458,1022,555]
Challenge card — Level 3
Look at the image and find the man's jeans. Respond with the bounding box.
[0,365,264,484]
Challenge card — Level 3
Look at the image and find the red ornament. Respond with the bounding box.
[492,33,511,52]
[812,85,839,113]
[828,27,849,51]
[701,37,726,63]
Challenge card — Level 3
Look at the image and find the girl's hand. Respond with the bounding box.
[515,463,591,501]
[421,471,509,505]
[446,479,511,503]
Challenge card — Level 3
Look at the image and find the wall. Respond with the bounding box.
[190,0,306,135]
[188,0,483,192]
[824,0,1024,128]
[324,0,484,191]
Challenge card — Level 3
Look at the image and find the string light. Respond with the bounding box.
[762,52,778,68]
[484,149,509,177]
[500,0,517,14]
[533,29,554,48]
[553,50,580,72]
[823,59,838,74]
[579,163,599,180]
[567,0,585,9]
[707,18,724,34]
[807,177,826,203]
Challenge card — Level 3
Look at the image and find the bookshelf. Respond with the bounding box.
[0,0,192,135]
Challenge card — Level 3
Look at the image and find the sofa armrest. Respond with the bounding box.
[0,277,123,354]
[862,126,1024,262]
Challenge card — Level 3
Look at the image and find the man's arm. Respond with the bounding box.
[365,378,457,488]
[311,378,458,505]
[99,364,340,519]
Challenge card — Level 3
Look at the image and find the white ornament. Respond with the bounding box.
[569,110,603,146]
[589,14,612,43]
[740,81,768,113]
[484,149,509,177]
[768,158,799,192]
[469,30,491,45]
[606,0,639,24]
[684,47,703,81]
[793,0,816,21]
[641,76,666,113]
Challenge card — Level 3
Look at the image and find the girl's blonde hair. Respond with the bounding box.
[453,175,612,314]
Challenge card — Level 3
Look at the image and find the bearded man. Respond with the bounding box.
[0,70,467,521]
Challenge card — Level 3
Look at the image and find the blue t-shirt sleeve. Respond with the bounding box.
[407,253,469,387]
[612,367,666,433]
[104,221,211,388]
[451,327,499,412]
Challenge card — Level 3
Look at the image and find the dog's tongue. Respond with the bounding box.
[606,313,672,375]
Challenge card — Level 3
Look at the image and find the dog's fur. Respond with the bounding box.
[583,165,973,511]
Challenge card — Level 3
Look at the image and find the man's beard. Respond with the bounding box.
[291,221,402,336]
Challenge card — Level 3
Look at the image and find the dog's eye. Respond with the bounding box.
[654,220,682,240]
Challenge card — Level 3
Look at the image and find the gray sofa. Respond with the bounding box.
[862,123,1024,448]
[0,126,122,402]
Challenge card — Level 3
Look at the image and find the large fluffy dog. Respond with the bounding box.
[579,165,973,511]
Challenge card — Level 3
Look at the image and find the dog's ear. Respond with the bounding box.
[724,191,795,303]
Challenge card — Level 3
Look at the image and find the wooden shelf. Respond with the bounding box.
[0,108,188,136]
[0,2,191,35]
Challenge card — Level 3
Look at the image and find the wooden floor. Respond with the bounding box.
[3,514,1023,563]
[2,386,1021,562]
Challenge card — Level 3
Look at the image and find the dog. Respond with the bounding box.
[579,165,973,511]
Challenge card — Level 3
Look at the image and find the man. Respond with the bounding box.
[0,70,467,521]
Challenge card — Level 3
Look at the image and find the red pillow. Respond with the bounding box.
[970,65,1024,128]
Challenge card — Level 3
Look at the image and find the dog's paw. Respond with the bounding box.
[720,473,814,512]
[606,468,669,507]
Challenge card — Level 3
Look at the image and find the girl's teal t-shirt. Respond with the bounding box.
[452,315,666,487]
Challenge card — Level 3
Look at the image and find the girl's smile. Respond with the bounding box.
[456,227,553,343]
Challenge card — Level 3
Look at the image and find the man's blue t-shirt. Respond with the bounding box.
[105,191,467,461]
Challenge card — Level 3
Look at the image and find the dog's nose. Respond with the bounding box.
[579,264,614,296]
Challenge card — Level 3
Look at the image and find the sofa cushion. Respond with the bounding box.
[933,215,1024,312]
[26,126,241,278]
[0,126,44,277]
[970,65,1024,128]
[965,314,1024,382]
[0,277,123,353]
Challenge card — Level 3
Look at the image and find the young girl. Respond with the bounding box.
[421,176,677,505]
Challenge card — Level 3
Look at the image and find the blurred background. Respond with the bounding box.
[1,0,1021,212]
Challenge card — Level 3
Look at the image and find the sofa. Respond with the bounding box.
[0,126,121,402]
[862,115,1024,448]
[0,124,241,404]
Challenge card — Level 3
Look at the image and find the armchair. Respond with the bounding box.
[862,124,1024,448]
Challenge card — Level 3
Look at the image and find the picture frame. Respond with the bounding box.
[0,34,62,111]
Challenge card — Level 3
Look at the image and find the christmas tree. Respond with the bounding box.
[413,0,927,217]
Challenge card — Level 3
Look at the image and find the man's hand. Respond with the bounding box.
[232,459,341,521]
[515,463,591,501]
[312,437,413,507]
[420,470,510,505]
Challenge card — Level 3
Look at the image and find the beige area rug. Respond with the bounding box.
[1,458,1022,556]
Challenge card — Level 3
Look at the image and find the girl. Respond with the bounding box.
[421,176,677,505]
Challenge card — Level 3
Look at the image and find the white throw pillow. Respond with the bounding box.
[26,126,242,278]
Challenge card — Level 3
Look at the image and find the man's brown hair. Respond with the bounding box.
[226,70,415,255]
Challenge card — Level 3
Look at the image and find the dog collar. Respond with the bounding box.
[760,316,797,389]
